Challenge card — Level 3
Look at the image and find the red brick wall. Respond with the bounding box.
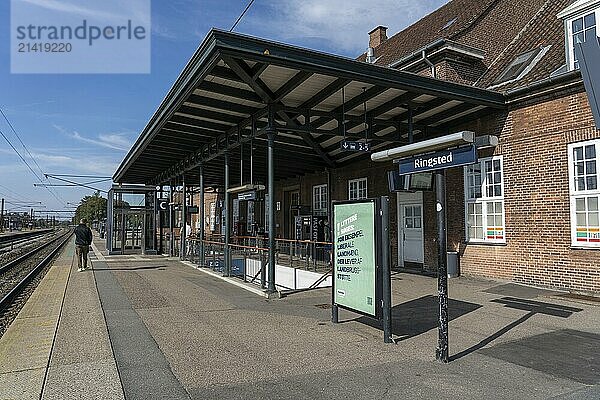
[445,90,600,294]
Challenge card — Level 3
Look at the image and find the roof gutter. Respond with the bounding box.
[505,70,583,104]
[389,39,485,70]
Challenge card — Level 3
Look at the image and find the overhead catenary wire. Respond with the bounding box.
[230,0,256,32]
[0,110,66,206]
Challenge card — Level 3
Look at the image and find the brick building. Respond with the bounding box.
[114,0,600,295]
[268,0,600,294]
[360,0,600,293]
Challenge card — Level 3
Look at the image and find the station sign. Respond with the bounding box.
[333,199,382,318]
[238,191,256,201]
[398,145,476,175]
[158,200,169,211]
[340,140,371,152]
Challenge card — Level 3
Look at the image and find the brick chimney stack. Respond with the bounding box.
[369,26,388,48]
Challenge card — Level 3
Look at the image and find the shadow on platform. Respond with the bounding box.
[349,295,482,341]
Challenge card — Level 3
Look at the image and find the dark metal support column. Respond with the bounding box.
[199,164,205,267]
[267,126,276,293]
[435,170,449,363]
[169,182,174,256]
[159,187,164,254]
[408,104,414,144]
[181,174,187,259]
[224,151,231,276]
[381,196,392,343]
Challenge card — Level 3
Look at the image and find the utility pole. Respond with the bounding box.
[0,198,4,233]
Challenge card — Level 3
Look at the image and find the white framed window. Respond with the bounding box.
[566,9,598,70]
[313,184,328,215]
[464,156,505,243]
[568,139,600,247]
[348,177,368,200]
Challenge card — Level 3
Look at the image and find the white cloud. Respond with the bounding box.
[53,125,134,152]
[18,0,150,24]
[245,0,446,54]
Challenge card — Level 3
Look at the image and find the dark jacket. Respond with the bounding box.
[74,224,93,246]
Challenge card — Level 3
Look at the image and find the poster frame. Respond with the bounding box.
[331,197,383,320]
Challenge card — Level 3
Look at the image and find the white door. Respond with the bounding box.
[397,193,424,266]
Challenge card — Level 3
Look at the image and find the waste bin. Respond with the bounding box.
[447,251,459,278]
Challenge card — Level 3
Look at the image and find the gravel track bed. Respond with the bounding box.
[0,230,65,268]
[0,233,70,338]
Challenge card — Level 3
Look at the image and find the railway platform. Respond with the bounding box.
[0,235,599,399]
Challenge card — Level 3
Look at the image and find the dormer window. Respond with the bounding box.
[494,48,543,84]
[571,12,596,69]
[558,1,600,71]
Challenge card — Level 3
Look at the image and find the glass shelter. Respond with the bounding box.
[106,185,157,255]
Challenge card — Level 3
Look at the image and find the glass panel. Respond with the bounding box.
[589,212,599,226]
[585,145,596,159]
[494,185,502,197]
[495,202,503,213]
[586,161,597,175]
[468,203,474,214]
[485,160,492,173]
[576,198,586,211]
[468,214,474,225]
[469,227,477,239]
[405,207,412,217]
[476,215,483,226]
[577,177,586,191]
[487,202,494,214]
[587,176,598,190]
[487,216,495,226]
[573,17,583,33]
[493,159,500,171]
[475,203,482,213]
[574,147,584,161]
[405,218,413,228]
[494,172,501,184]
[475,228,483,238]
[589,197,599,211]
[495,215,503,226]
[585,27,597,42]
[414,218,421,229]
[575,32,585,44]
[584,12,596,27]
[414,206,421,216]
[576,213,587,226]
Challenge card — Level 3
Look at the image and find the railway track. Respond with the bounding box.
[0,230,72,337]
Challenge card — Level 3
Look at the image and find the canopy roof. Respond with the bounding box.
[114,29,506,187]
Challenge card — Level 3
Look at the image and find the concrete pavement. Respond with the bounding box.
[1,235,599,399]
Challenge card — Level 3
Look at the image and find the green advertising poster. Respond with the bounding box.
[333,201,377,316]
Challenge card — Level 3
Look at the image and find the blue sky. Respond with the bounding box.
[0,0,446,218]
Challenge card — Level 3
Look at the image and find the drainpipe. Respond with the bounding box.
[422,50,437,79]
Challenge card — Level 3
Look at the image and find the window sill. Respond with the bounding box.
[570,245,600,251]
[464,241,507,246]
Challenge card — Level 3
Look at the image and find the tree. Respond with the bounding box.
[73,191,107,225]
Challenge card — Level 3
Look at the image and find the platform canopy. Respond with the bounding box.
[114,29,506,187]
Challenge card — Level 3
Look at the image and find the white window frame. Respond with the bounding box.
[566,8,599,70]
[348,177,368,200]
[568,139,600,248]
[313,184,328,215]
[464,155,506,244]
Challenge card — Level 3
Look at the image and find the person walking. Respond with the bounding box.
[74,218,93,272]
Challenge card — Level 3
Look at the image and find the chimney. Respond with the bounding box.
[369,26,388,49]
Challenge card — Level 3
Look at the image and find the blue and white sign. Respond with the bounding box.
[398,145,477,175]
